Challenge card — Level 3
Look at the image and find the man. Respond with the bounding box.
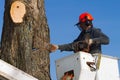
[51,12,109,54]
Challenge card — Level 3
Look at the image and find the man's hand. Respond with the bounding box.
[89,39,93,45]
[50,44,58,52]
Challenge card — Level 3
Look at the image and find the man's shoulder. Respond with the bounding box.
[92,27,101,32]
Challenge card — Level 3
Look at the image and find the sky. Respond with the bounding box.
[0,0,120,80]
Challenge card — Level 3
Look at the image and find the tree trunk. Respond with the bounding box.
[0,0,51,80]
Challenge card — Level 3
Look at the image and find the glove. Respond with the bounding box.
[50,44,58,52]
[89,39,93,45]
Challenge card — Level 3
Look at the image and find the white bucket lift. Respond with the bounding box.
[55,51,119,80]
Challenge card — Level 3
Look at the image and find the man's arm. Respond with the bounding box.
[92,28,109,45]
[51,41,88,52]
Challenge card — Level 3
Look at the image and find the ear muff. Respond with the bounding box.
[85,20,92,26]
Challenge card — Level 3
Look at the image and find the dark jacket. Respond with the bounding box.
[58,27,109,54]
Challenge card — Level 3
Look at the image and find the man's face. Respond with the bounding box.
[77,22,88,31]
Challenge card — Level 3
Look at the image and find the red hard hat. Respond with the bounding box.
[79,12,94,22]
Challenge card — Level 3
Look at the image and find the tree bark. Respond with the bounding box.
[0,0,51,80]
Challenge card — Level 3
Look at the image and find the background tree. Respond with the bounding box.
[0,0,51,80]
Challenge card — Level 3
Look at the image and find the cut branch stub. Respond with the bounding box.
[10,1,26,23]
